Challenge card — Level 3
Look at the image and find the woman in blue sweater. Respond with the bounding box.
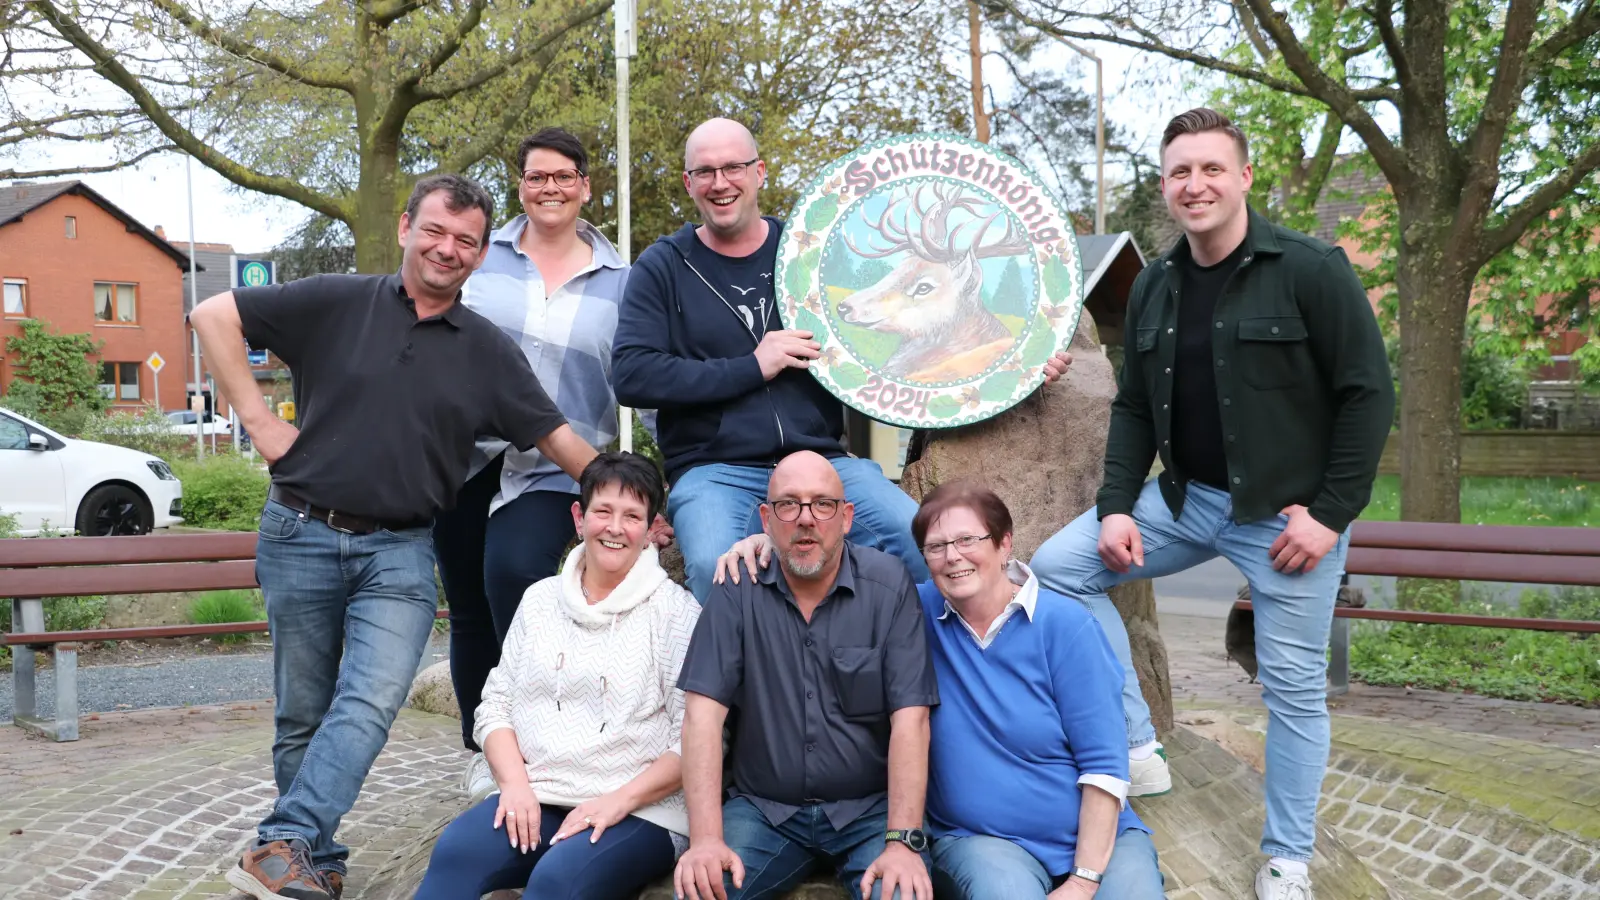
[714,481,1165,898]
[909,481,1163,899]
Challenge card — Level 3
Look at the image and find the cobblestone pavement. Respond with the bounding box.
[1,606,1595,899]
[0,706,467,900]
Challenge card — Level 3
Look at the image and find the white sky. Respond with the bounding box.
[18,28,1192,253]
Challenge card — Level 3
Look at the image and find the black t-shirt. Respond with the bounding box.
[684,222,783,341]
[1171,243,1245,489]
[235,273,567,522]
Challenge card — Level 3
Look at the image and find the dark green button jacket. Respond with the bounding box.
[1097,209,1395,533]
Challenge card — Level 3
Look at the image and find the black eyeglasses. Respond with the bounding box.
[921,534,992,559]
[686,158,759,185]
[523,169,583,188]
[767,498,843,522]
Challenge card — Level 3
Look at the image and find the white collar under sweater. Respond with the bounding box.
[559,542,668,627]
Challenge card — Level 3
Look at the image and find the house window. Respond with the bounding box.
[99,362,140,401]
[2,279,24,316]
[93,282,138,323]
[65,216,77,239]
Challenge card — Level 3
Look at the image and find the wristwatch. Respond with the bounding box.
[1069,865,1104,884]
[885,828,929,853]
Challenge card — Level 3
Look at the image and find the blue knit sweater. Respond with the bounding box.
[918,581,1149,876]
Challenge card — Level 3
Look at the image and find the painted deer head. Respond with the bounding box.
[837,184,1030,380]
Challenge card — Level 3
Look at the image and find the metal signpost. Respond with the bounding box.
[145,351,165,413]
[231,256,276,453]
[775,133,1084,429]
[615,0,637,452]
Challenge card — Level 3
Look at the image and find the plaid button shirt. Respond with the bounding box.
[462,217,630,513]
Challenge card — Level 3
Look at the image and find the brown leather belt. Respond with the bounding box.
[268,486,430,535]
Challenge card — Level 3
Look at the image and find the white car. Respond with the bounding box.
[164,409,235,437]
[0,407,184,537]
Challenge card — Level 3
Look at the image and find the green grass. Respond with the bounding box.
[1351,585,1600,706]
[187,589,266,644]
[1363,475,1598,527]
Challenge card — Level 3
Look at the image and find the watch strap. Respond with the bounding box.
[1069,865,1104,884]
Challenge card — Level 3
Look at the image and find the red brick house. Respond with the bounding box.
[0,181,196,412]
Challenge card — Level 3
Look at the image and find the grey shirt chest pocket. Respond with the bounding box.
[831,646,886,720]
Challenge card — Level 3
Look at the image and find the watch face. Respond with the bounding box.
[907,829,929,852]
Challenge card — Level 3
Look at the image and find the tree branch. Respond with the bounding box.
[369,0,427,27]
[1456,0,1543,232]
[1476,140,1600,266]
[1364,0,1410,85]
[413,0,611,101]
[1231,0,1275,62]
[1296,110,1344,211]
[149,0,354,93]
[398,0,488,94]
[1237,0,1407,183]
[1524,0,1600,73]
[26,0,349,223]
[0,144,173,179]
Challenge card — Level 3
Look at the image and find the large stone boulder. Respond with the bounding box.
[407,661,460,720]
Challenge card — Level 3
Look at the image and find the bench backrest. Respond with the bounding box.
[0,534,259,599]
[1346,521,1600,586]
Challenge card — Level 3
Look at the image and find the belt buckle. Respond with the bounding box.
[326,510,357,534]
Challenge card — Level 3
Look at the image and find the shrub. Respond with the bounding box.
[187,589,266,644]
[0,319,109,433]
[79,405,187,462]
[170,453,270,531]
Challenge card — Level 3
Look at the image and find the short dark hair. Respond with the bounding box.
[517,127,589,176]
[910,480,1013,551]
[404,174,495,247]
[579,451,666,524]
[1160,108,1250,166]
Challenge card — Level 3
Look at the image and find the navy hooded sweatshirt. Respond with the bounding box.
[612,217,845,485]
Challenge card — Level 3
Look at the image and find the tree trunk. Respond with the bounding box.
[353,143,403,274]
[1394,223,1471,528]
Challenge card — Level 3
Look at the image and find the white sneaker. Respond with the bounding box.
[1255,863,1314,900]
[461,752,497,804]
[1128,743,1172,797]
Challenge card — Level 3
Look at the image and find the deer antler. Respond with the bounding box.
[965,210,1033,260]
[844,192,919,259]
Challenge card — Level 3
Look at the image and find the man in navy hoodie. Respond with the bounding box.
[613,117,931,600]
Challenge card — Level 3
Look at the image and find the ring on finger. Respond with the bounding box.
[506,810,515,817]
[584,816,593,825]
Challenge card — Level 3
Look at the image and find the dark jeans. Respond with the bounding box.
[254,499,439,875]
[413,798,676,900]
[433,456,577,750]
[715,796,928,900]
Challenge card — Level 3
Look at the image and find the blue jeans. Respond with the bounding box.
[931,829,1164,900]
[254,499,440,875]
[710,796,929,900]
[1030,479,1349,862]
[413,798,675,900]
[668,458,928,602]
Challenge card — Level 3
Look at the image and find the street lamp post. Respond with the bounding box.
[1053,36,1105,234]
[615,0,637,452]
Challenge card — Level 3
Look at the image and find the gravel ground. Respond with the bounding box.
[0,631,451,722]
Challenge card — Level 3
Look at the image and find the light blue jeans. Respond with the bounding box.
[931,830,1164,900]
[1030,479,1349,862]
[254,499,440,875]
[667,458,929,601]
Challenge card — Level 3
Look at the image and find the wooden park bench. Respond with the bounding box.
[1232,521,1600,696]
[2,532,446,742]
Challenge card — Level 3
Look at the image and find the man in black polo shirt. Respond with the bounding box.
[190,174,598,900]
[673,451,938,900]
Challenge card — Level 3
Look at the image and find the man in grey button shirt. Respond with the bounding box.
[673,451,939,900]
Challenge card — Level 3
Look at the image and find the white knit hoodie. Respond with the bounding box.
[473,543,699,837]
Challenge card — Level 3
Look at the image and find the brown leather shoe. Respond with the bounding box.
[225,840,332,900]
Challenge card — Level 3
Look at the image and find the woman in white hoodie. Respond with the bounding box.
[414,452,699,900]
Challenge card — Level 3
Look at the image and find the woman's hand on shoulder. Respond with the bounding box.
[713,533,773,585]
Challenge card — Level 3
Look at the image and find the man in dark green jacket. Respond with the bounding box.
[1031,108,1393,900]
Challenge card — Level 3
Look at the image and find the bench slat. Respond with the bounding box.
[0,559,258,598]
[5,608,450,646]
[1346,547,1600,586]
[1233,601,1600,634]
[1350,521,1600,556]
[0,533,258,567]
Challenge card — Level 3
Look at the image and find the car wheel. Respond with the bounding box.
[76,484,154,536]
